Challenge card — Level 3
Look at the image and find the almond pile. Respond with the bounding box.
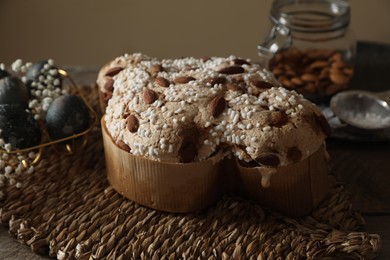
[269,48,354,100]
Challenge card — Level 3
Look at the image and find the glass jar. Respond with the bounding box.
[258,0,356,103]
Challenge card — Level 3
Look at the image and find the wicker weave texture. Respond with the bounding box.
[0,86,381,259]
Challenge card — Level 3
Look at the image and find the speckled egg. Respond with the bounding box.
[26,60,62,89]
[0,76,29,107]
[45,95,91,140]
[0,104,41,149]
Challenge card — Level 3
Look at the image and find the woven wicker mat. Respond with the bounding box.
[0,86,382,259]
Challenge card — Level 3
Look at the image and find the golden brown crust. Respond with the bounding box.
[101,53,328,165]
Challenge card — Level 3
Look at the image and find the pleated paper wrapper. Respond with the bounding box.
[102,118,329,216]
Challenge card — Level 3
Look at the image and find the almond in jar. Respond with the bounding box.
[258,0,356,104]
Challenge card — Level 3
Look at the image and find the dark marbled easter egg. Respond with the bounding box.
[0,76,29,107]
[25,60,62,89]
[0,104,41,149]
[46,95,91,140]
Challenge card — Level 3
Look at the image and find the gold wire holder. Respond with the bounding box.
[0,69,98,168]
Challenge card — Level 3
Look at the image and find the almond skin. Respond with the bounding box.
[100,91,112,102]
[155,77,170,88]
[148,64,164,77]
[103,76,114,92]
[218,65,244,75]
[116,140,131,152]
[301,73,316,82]
[226,83,245,93]
[251,80,274,89]
[208,76,226,86]
[143,88,158,104]
[174,76,196,84]
[329,71,350,85]
[126,115,139,133]
[208,95,226,118]
[105,66,123,77]
[233,58,251,65]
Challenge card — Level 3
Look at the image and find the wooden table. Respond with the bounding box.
[1,42,389,259]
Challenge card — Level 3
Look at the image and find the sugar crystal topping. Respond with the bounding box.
[103,53,328,165]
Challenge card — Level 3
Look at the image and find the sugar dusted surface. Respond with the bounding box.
[102,53,327,165]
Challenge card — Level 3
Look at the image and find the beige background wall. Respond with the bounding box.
[0,0,389,67]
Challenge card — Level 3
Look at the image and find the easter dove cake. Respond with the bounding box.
[98,53,330,216]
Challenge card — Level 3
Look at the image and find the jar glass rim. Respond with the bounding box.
[270,0,351,33]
